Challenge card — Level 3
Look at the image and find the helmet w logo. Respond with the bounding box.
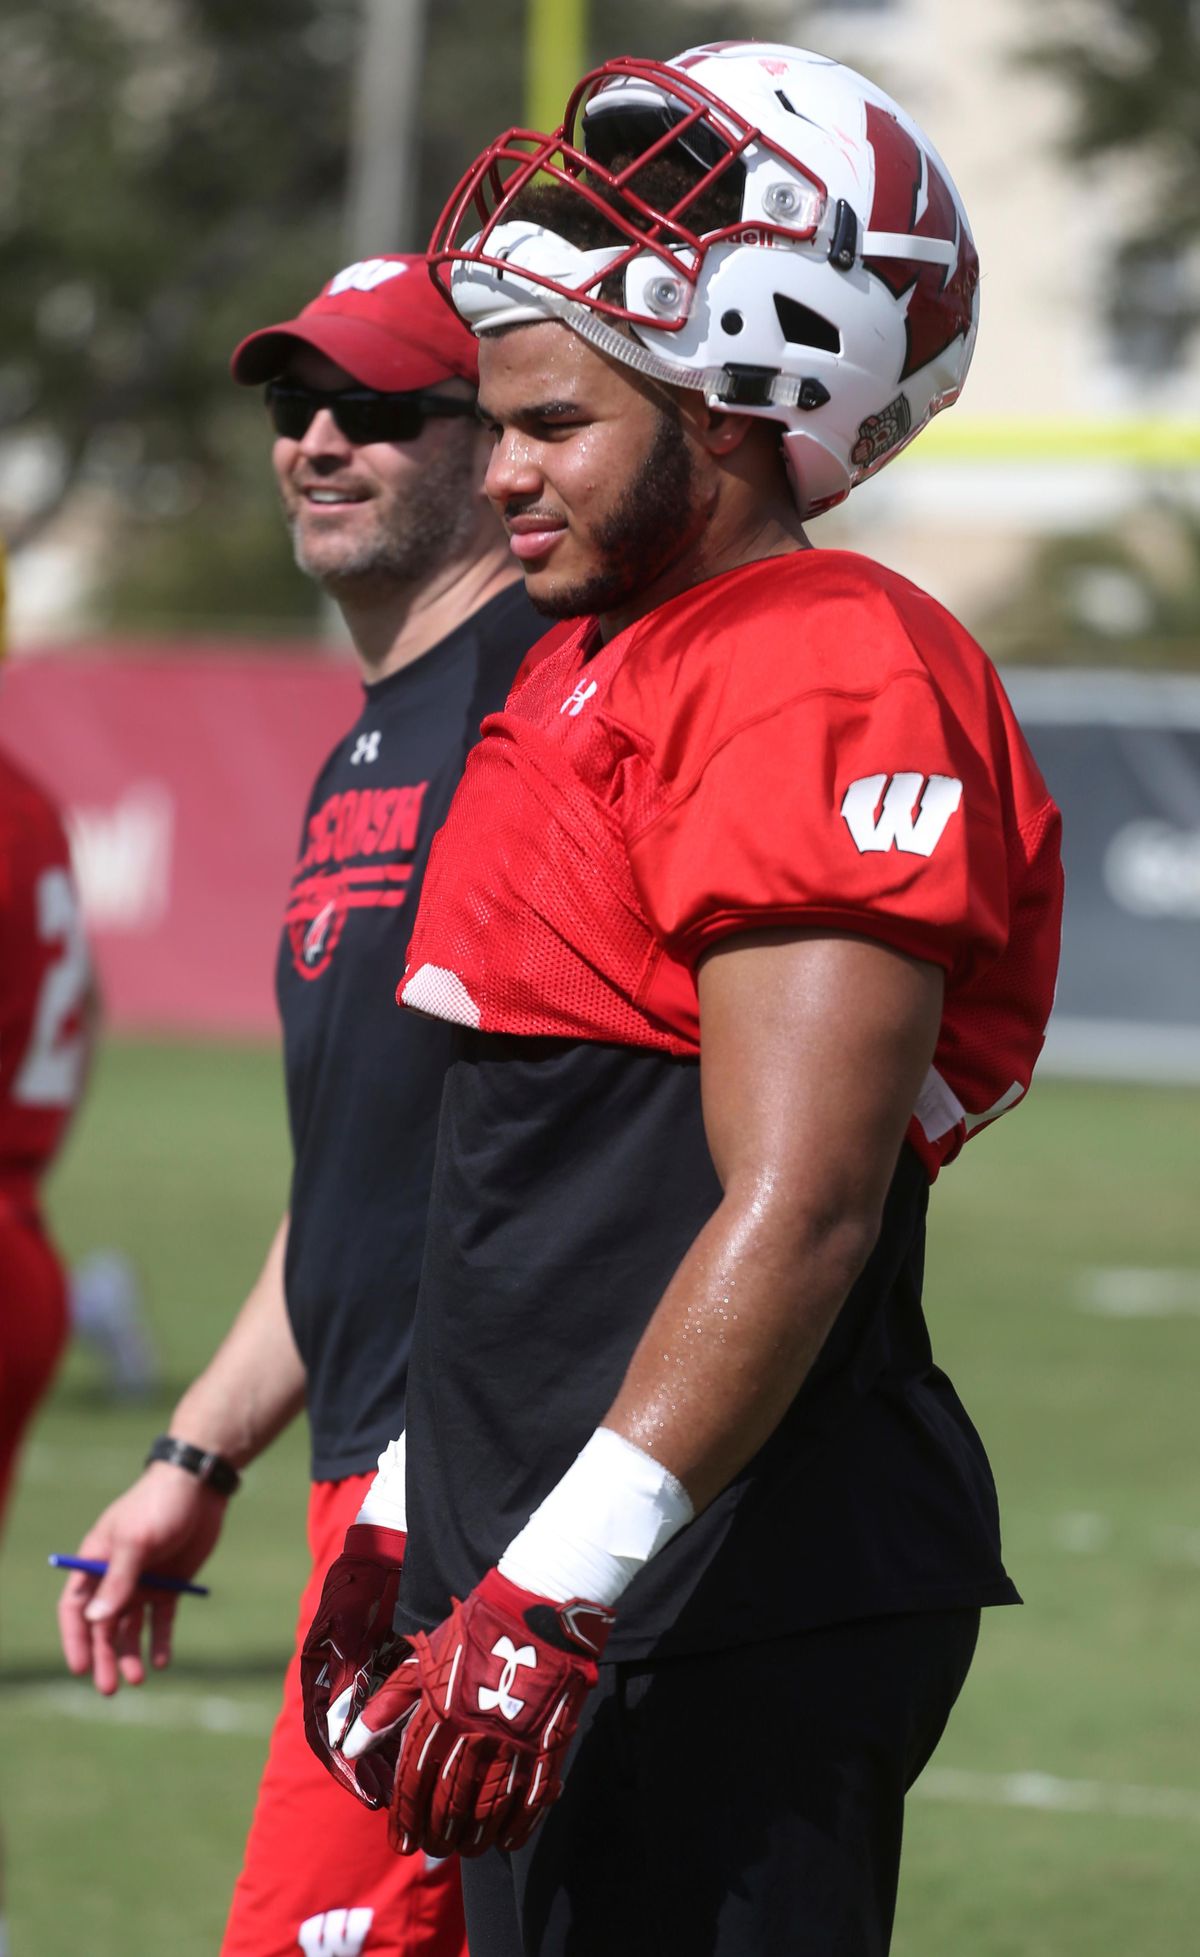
[297,1907,374,1956]
[863,105,978,380]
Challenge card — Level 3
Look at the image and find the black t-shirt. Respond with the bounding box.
[398,1033,1019,1661]
[277,586,545,1479]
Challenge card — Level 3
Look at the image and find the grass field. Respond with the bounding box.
[2,1040,1199,1955]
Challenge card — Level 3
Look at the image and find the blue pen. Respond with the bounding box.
[48,1554,210,1597]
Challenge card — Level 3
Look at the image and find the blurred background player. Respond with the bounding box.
[0,533,98,1957]
[307,46,1064,1957]
[56,259,544,1957]
[0,542,154,1411]
[68,1250,158,1401]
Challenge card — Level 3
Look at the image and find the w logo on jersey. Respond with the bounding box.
[841,773,963,857]
[298,1907,373,1956]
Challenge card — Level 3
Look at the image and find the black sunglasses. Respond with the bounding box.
[264,382,477,445]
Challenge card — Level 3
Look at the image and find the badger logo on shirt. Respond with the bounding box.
[288,876,349,981]
[284,782,428,981]
[303,901,338,964]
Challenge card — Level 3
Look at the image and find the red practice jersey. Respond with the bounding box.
[0,751,92,1188]
[399,551,1063,1178]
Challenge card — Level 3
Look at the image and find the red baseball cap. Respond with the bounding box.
[230,254,478,390]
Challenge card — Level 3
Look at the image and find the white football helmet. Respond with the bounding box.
[430,42,979,518]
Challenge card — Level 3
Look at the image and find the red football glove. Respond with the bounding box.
[344,1566,613,1858]
[299,1523,411,1808]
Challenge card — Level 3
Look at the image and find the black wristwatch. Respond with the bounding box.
[145,1433,242,1498]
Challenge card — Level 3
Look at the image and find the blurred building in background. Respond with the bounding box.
[802,0,1200,656]
[2,0,1197,654]
[1,0,1197,1064]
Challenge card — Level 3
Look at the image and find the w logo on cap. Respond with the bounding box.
[327,259,409,297]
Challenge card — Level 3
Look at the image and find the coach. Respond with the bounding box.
[58,255,544,1957]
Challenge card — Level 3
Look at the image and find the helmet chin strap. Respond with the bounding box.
[780,426,851,517]
[557,297,723,396]
[558,297,817,412]
[565,295,843,518]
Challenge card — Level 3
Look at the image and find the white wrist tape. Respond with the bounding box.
[498,1427,693,1608]
[354,1431,407,1532]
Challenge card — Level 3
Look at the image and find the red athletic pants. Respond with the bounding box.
[0,1194,69,1529]
[221,1473,467,1957]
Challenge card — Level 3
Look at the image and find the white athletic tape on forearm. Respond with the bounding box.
[354,1431,407,1532]
[498,1427,694,1608]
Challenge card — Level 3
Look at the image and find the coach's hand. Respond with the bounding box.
[57,1464,226,1695]
[299,1523,411,1808]
[344,1566,613,1857]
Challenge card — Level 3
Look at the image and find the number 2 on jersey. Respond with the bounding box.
[13,866,92,1109]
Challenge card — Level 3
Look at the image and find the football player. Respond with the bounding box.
[0,535,97,1957]
[56,261,546,1957]
[301,45,1064,1957]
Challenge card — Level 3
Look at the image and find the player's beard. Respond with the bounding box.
[287,429,480,594]
[528,402,702,620]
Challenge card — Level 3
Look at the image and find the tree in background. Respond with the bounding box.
[0,0,731,634]
[987,1,1200,668]
[1029,0,1199,374]
[985,500,1200,669]
[0,0,357,625]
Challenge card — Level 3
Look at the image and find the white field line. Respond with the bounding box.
[22,1442,266,1488]
[1049,1512,1200,1568]
[1075,1268,1200,1318]
[913,1767,1200,1827]
[9,1683,1200,1832]
[1050,1511,1113,1554]
[1,1681,273,1736]
[21,1442,149,1484]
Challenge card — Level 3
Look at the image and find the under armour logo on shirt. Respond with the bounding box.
[841,773,963,857]
[478,1636,537,1720]
[350,731,381,765]
[560,679,598,718]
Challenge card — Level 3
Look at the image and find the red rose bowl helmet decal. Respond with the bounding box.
[852,393,913,471]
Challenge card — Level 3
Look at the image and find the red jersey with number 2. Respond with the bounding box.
[399,551,1063,1178]
[0,751,92,1187]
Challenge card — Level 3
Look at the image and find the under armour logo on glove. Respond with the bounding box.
[478,1636,537,1719]
[342,1566,613,1859]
